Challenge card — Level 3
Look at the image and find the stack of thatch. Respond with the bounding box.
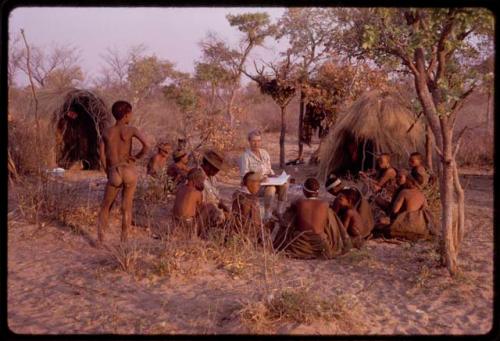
[319,90,425,179]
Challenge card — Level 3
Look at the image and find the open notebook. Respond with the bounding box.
[260,171,290,186]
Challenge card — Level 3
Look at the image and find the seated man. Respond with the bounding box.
[146,142,172,177]
[240,129,288,220]
[232,171,263,238]
[172,167,205,235]
[359,153,397,198]
[273,178,352,259]
[325,174,375,235]
[198,150,230,231]
[377,176,435,240]
[167,149,190,185]
[336,189,369,248]
[408,152,430,188]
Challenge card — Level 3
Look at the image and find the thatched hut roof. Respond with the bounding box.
[318,90,424,180]
[45,88,112,170]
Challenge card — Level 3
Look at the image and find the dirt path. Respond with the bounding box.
[7,134,493,335]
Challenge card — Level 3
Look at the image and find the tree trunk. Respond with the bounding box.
[297,90,305,161]
[439,117,458,276]
[425,123,434,173]
[227,90,236,127]
[280,106,286,169]
[452,159,465,253]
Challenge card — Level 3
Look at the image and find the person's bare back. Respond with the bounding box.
[173,184,203,218]
[97,101,149,245]
[392,188,426,214]
[343,208,365,237]
[295,198,329,235]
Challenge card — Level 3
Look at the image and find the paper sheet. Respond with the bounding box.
[260,171,290,186]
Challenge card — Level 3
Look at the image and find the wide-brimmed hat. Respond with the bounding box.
[203,149,229,171]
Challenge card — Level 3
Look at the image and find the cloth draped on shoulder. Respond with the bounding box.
[231,189,262,239]
[272,207,352,259]
[387,208,436,241]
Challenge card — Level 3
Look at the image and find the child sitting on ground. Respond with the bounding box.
[232,171,263,237]
[336,188,368,248]
[172,167,206,235]
[408,152,430,188]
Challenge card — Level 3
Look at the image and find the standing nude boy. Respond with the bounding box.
[97,100,150,245]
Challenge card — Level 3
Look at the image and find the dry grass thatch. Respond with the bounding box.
[43,88,112,170]
[319,90,425,180]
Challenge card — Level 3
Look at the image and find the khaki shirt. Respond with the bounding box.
[201,168,220,205]
[239,148,274,178]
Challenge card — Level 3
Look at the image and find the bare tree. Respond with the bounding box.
[18,43,82,88]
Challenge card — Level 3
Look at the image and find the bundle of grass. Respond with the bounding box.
[47,88,112,170]
[319,90,425,179]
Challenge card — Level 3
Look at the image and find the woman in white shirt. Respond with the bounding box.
[239,129,288,220]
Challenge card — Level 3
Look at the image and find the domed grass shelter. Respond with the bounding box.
[49,89,112,170]
[319,90,425,179]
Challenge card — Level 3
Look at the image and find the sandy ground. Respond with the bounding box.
[7,133,493,335]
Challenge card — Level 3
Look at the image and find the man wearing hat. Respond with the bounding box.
[147,142,172,177]
[198,149,230,227]
[167,149,190,185]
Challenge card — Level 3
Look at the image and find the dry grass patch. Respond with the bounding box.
[239,286,357,333]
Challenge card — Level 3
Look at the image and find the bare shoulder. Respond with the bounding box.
[387,167,397,177]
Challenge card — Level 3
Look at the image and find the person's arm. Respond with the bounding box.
[240,153,250,178]
[99,139,107,172]
[392,191,405,215]
[342,212,352,234]
[264,150,275,176]
[377,168,397,188]
[131,127,150,161]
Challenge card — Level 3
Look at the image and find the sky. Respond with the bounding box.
[9,7,287,86]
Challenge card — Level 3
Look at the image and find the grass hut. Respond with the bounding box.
[50,89,112,170]
[319,90,424,180]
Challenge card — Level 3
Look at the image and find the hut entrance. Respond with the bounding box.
[336,132,375,176]
[54,89,111,170]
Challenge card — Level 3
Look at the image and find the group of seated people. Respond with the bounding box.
[149,128,434,259]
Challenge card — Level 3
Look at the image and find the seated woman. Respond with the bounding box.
[336,189,370,248]
[376,176,435,241]
[408,152,430,188]
[232,171,263,238]
[273,178,352,259]
[325,174,375,235]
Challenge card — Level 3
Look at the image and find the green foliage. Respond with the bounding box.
[128,55,175,98]
[226,12,276,45]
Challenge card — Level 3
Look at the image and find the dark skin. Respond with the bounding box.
[294,190,329,235]
[232,179,261,227]
[359,155,396,192]
[337,195,365,238]
[201,162,229,212]
[173,180,204,218]
[97,110,150,245]
[392,185,427,215]
[147,145,172,176]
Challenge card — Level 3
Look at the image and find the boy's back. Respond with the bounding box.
[173,184,202,218]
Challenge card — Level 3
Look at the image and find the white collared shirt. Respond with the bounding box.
[239,148,274,178]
